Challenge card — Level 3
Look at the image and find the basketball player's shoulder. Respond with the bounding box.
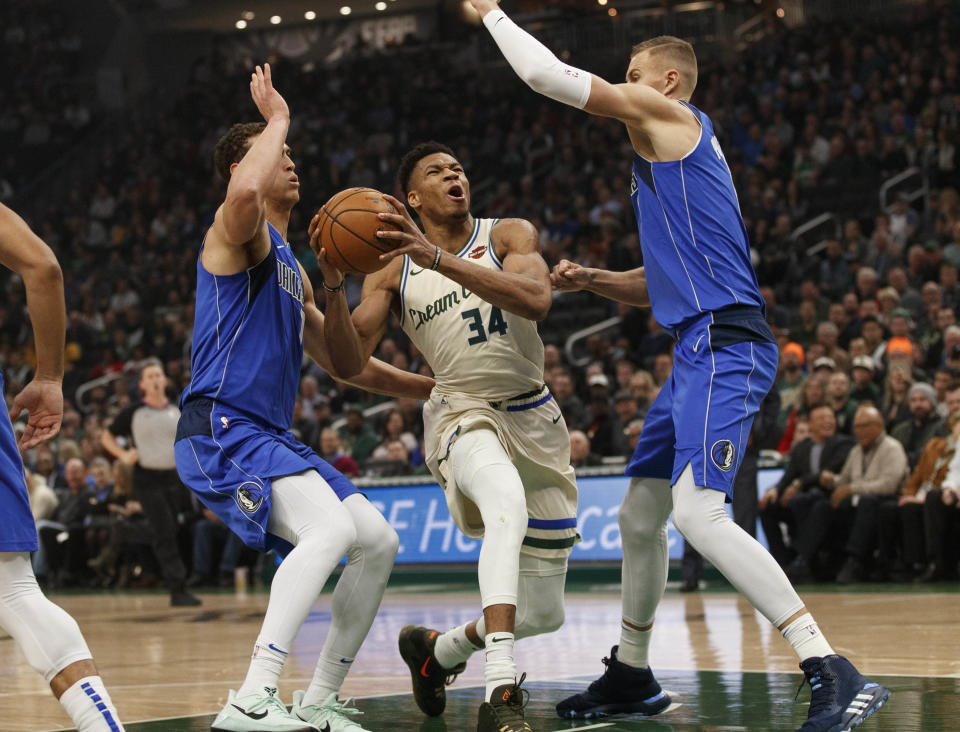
[490,217,539,252]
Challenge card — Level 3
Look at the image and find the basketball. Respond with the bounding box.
[314,187,402,275]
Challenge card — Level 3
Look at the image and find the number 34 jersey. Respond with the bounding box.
[397,218,544,401]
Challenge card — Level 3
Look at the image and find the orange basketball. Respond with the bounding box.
[315,187,402,275]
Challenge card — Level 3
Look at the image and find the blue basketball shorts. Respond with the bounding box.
[0,374,37,552]
[626,308,778,498]
[174,397,358,556]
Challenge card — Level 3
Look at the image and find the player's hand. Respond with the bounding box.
[9,378,63,449]
[551,259,593,292]
[307,212,346,288]
[250,63,289,123]
[375,194,442,269]
[467,0,501,17]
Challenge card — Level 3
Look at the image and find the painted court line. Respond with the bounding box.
[549,724,614,731]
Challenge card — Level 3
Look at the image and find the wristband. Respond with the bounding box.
[430,246,442,271]
[322,279,345,293]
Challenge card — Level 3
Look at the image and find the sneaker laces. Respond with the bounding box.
[586,654,618,696]
[492,672,531,725]
[239,688,289,717]
[321,696,365,729]
[795,665,837,719]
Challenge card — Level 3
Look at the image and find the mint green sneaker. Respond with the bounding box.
[211,686,317,732]
[292,691,371,731]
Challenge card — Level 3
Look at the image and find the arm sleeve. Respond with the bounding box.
[483,10,592,109]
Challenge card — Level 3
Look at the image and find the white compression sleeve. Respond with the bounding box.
[483,9,592,109]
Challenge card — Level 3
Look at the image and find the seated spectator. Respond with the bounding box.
[916,429,960,582]
[627,370,656,416]
[41,457,92,586]
[319,428,359,477]
[585,378,628,457]
[891,382,944,468]
[825,371,857,434]
[613,390,641,428]
[849,355,881,405]
[370,409,419,462]
[365,440,412,477]
[775,342,806,428]
[880,362,913,429]
[189,508,245,588]
[338,406,379,463]
[883,410,960,581]
[570,429,601,468]
[623,419,644,452]
[760,405,854,567]
[778,377,825,453]
[551,369,587,429]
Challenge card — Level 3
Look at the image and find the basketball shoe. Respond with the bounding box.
[398,625,467,716]
[795,655,890,732]
[211,687,317,732]
[292,691,371,731]
[476,673,532,732]
[555,645,671,719]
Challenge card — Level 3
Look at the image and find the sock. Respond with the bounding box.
[59,676,124,732]
[616,620,653,669]
[237,638,288,698]
[483,631,516,699]
[435,622,483,669]
[782,613,835,662]
[301,650,352,708]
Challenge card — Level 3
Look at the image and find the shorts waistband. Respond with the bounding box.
[488,384,553,412]
[674,305,767,341]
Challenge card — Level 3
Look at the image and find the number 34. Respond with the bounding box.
[461,307,508,345]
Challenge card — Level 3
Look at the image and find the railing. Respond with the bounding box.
[73,357,159,414]
[878,167,928,212]
[563,315,623,368]
[789,212,840,258]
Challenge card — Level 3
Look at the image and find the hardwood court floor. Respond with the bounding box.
[3,582,958,731]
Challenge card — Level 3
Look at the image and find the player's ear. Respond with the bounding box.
[664,68,681,96]
[407,189,420,209]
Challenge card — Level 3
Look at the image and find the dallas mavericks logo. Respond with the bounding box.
[237,481,265,513]
[711,439,735,472]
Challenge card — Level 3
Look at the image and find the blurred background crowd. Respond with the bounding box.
[2,0,959,590]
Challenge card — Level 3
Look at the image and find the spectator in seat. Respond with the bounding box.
[826,371,858,434]
[760,405,854,567]
[370,409,419,462]
[337,405,379,463]
[189,508,245,588]
[778,377,826,453]
[849,355,881,405]
[319,428,359,477]
[891,382,944,468]
[915,432,960,582]
[880,362,914,429]
[569,429,601,468]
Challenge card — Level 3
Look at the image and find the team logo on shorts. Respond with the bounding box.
[236,481,264,513]
[710,439,735,472]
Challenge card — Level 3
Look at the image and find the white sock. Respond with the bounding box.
[435,622,483,669]
[59,676,124,732]
[483,631,516,699]
[782,613,835,662]
[616,620,653,669]
[301,650,352,707]
[237,638,288,698]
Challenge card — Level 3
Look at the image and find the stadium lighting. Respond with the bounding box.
[776,7,785,17]
[235,19,248,29]
[376,1,387,9]
[598,0,608,5]
[242,10,255,20]
[341,5,352,14]
[608,7,617,15]
[270,15,281,24]
[305,10,317,20]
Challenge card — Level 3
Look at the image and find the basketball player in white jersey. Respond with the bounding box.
[0,202,124,731]
[310,142,576,732]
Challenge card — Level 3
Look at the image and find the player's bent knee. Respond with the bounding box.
[516,604,565,638]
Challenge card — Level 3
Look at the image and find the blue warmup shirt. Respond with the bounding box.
[182,223,305,430]
[630,101,764,332]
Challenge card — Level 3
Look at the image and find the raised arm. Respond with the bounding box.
[467,1,690,133]
[551,259,649,308]
[376,198,551,321]
[213,64,290,249]
[0,204,64,448]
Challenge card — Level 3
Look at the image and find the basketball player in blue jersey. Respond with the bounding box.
[174,65,432,732]
[319,142,577,732]
[0,203,124,731]
[467,2,890,731]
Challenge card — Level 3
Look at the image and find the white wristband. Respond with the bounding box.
[483,9,592,110]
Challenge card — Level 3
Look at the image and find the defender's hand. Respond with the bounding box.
[375,194,442,270]
[250,63,289,122]
[551,259,592,292]
[467,0,501,17]
[10,378,62,449]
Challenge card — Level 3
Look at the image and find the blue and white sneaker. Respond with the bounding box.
[555,645,671,719]
[795,655,890,732]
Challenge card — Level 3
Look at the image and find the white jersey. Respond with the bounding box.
[398,218,544,401]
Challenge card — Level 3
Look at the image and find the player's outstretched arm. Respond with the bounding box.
[216,63,290,247]
[467,1,685,130]
[376,197,551,321]
[0,204,64,448]
[304,249,365,378]
[551,259,649,308]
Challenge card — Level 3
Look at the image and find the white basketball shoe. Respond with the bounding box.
[291,691,372,731]
[211,686,318,732]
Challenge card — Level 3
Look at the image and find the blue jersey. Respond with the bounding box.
[630,102,764,332]
[182,224,305,431]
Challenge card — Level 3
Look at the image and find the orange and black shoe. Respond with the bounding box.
[477,673,533,732]
[398,625,466,717]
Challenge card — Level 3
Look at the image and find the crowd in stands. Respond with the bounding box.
[4,3,960,588]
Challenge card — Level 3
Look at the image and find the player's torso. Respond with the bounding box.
[184,223,305,430]
[130,402,180,470]
[630,102,763,332]
[398,218,544,400]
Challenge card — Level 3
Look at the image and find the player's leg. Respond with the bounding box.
[0,552,124,732]
[212,469,358,732]
[673,338,889,731]
[292,492,399,730]
[557,380,677,720]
